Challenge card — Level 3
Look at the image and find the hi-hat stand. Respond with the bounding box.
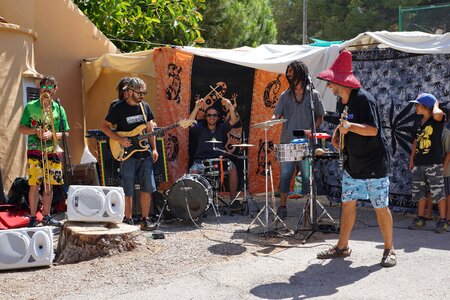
[294,76,339,243]
[247,119,288,235]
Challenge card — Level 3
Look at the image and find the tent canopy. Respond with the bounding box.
[82,30,450,112]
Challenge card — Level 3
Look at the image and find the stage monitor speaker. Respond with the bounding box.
[67,185,125,223]
[0,227,54,270]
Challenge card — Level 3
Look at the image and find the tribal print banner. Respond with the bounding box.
[154,48,194,186]
[248,72,289,193]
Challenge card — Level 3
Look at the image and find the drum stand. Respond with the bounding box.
[247,125,287,235]
[295,150,339,244]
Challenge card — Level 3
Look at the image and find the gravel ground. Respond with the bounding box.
[0,195,429,299]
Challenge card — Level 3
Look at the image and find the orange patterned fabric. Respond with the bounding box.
[154,48,194,185]
[248,71,289,194]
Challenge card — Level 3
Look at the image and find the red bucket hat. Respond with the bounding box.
[317,50,361,89]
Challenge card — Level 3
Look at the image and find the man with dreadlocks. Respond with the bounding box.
[272,61,325,220]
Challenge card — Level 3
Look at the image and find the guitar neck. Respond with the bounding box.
[137,123,179,141]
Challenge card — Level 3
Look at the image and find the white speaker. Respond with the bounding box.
[67,185,125,223]
[0,227,54,270]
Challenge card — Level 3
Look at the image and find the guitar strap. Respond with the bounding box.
[139,102,148,124]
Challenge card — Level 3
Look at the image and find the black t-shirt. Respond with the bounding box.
[337,88,390,179]
[105,100,154,159]
[190,119,232,160]
[413,117,445,165]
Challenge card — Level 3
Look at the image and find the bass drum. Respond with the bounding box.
[167,174,213,220]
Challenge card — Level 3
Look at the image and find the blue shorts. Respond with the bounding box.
[341,171,390,208]
[120,157,156,196]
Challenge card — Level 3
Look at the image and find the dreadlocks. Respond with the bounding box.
[286,60,308,91]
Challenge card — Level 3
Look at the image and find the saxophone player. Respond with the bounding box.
[19,76,70,227]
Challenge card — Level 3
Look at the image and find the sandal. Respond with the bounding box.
[317,245,351,259]
[381,249,397,267]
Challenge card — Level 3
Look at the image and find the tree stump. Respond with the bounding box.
[56,221,145,265]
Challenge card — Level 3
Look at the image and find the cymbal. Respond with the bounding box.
[252,119,287,128]
[205,139,222,144]
[231,143,254,148]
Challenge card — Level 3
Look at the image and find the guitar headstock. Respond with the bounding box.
[178,119,197,128]
[341,106,349,121]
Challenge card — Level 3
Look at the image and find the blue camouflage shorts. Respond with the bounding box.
[342,171,390,208]
[411,164,445,203]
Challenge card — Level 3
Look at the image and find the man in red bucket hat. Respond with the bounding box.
[315,50,396,267]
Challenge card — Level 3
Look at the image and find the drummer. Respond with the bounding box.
[188,98,240,211]
[272,60,326,220]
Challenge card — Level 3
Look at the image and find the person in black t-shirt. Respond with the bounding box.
[408,93,448,233]
[189,98,240,210]
[315,50,396,267]
[101,77,158,231]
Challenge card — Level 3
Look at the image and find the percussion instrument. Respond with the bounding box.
[251,119,287,129]
[231,143,254,148]
[274,139,309,162]
[167,174,212,220]
[202,158,231,178]
[205,139,222,144]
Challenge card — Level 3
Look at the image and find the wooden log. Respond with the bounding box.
[56,221,145,265]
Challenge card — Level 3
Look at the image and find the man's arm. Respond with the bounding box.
[189,98,204,120]
[339,121,378,137]
[100,120,131,148]
[223,99,238,126]
[409,138,417,170]
[147,120,158,162]
[432,100,444,122]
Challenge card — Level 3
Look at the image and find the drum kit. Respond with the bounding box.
[165,136,257,221]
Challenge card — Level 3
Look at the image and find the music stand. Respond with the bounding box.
[294,79,339,243]
[247,119,288,235]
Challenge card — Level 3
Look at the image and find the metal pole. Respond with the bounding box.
[302,0,308,44]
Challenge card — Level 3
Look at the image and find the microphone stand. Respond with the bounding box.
[57,98,73,192]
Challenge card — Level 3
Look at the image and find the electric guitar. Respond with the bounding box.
[338,106,349,170]
[110,119,196,161]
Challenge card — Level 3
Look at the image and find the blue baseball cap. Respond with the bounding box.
[409,93,437,109]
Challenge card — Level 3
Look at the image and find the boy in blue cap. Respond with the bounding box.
[409,93,448,233]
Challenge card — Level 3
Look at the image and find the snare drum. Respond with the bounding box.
[167,174,213,220]
[202,158,231,178]
[275,140,309,162]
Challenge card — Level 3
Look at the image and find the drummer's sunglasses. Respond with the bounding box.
[206,113,218,118]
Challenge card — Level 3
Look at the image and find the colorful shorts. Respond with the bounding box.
[411,164,445,203]
[341,171,390,208]
[27,152,64,186]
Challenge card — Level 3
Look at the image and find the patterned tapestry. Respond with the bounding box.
[320,49,450,211]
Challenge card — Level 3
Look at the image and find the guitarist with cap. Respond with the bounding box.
[101,77,158,231]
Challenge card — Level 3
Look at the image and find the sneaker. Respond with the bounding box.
[381,249,397,267]
[317,245,351,259]
[42,215,62,227]
[123,218,134,225]
[276,206,287,220]
[408,216,426,230]
[140,218,157,231]
[435,219,448,233]
[28,216,39,228]
[229,200,242,212]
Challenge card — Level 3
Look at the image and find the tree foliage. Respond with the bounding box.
[73,0,206,52]
[269,0,445,44]
[201,0,277,48]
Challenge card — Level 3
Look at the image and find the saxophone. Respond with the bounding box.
[338,106,349,170]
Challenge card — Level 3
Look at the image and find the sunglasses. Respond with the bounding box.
[130,89,147,96]
[206,113,219,118]
[40,84,54,90]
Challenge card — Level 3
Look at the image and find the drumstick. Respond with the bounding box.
[219,155,224,186]
[209,85,229,101]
